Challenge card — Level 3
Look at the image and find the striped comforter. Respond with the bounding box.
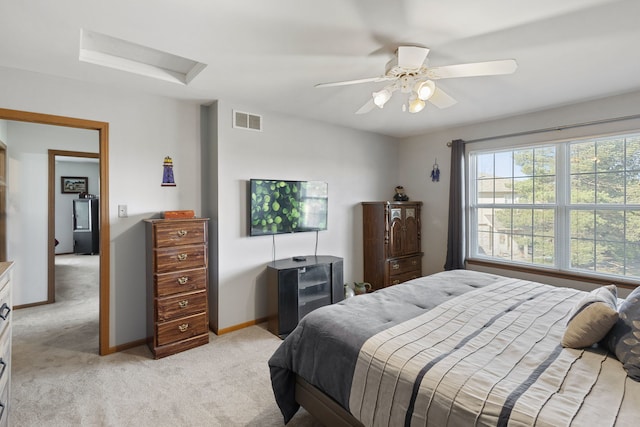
[349,277,640,427]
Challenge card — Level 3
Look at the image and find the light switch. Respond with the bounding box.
[118,204,128,218]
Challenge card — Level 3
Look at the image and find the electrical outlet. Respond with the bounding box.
[118,204,128,218]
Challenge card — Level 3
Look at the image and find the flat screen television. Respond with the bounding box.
[249,179,328,236]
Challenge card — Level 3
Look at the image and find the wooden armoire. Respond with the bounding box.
[362,201,423,291]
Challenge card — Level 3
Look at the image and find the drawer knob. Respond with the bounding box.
[178,323,189,332]
[178,300,189,308]
[177,276,189,285]
[177,230,188,237]
[0,303,10,320]
[391,263,400,270]
[177,253,188,261]
[412,260,417,265]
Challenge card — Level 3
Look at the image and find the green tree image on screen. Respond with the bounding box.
[250,180,328,235]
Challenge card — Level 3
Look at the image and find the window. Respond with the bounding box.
[469,132,640,279]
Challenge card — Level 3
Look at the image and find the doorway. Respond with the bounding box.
[48,150,100,305]
[0,108,111,355]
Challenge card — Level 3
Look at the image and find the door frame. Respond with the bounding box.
[0,108,111,356]
[0,141,6,262]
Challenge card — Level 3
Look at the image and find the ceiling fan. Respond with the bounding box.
[315,46,517,114]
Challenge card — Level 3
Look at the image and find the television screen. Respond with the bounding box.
[249,179,328,236]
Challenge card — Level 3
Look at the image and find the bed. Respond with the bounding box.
[268,269,640,426]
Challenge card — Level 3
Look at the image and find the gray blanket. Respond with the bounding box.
[268,269,506,423]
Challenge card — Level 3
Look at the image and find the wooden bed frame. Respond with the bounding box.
[295,376,363,427]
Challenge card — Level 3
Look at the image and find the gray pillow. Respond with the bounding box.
[562,285,618,349]
[604,286,640,381]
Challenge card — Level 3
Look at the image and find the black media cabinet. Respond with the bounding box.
[267,255,343,338]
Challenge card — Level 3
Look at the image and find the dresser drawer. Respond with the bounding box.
[156,312,208,347]
[153,221,207,248]
[157,290,207,321]
[388,270,422,286]
[0,379,7,427]
[387,255,421,276]
[153,244,207,274]
[0,284,10,340]
[155,268,207,297]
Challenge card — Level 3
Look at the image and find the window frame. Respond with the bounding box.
[467,131,640,282]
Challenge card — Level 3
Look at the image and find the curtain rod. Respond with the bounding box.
[446,113,640,147]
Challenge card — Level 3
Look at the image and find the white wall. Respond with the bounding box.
[1,65,400,343]
[399,89,640,288]
[55,160,100,254]
[5,122,98,303]
[211,101,399,330]
[0,120,7,142]
[0,65,202,346]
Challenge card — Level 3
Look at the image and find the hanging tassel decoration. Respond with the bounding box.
[430,160,440,182]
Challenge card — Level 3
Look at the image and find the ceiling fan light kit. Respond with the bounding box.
[415,80,435,101]
[373,88,392,108]
[408,96,426,114]
[315,45,517,115]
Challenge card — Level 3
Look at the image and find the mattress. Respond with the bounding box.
[268,270,640,426]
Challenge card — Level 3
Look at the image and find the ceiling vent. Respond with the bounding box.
[233,110,262,131]
[79,29,207,85]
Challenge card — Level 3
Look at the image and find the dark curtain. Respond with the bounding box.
[444,139,466,270]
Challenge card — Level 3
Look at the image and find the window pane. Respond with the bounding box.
[477,153,494,177]
[513,177,532,203]
[494,208,512,232]
[570,210,594,238]
[513,209,533,235]
[596,172,625,204]
[537,236,555,265]
[494,178,512,204]
[596,138,624,172]
[571,174,595,204]
[596,241,624,275]
[513,149,533,178]
[477,178,494,203]
[533,209,555,236]
[571,238,594,271]
[626,137,640,171]
[534,176,555,204]
[626,212,640,277]
[508,234,529,262]
[595,210,624,242]
[570,142,596,173]
[494,151,513,178]
[626,243,640,276]
[476,208,494,256]
[625,171,640,204]
[534,146,556,175]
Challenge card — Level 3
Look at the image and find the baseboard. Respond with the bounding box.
[215,317,268,335]
[14,300,49,310]
[102,319,268,356]
[109,337,148,354]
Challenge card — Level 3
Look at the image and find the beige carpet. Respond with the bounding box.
[11,254,320,426]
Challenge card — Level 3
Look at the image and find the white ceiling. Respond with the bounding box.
[1,0,639,138]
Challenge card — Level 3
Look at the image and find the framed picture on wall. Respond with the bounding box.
[61,176,88,194]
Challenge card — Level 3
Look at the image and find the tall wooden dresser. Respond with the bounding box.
[362,201,423,291]
[0,262,13,427]
[145,218,209,359]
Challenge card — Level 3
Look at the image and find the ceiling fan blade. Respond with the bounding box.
[428,86,458,109]
[427,59,517,80]
[396,46,429,70]
[315,76,396,88]
[355,99,376,115]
